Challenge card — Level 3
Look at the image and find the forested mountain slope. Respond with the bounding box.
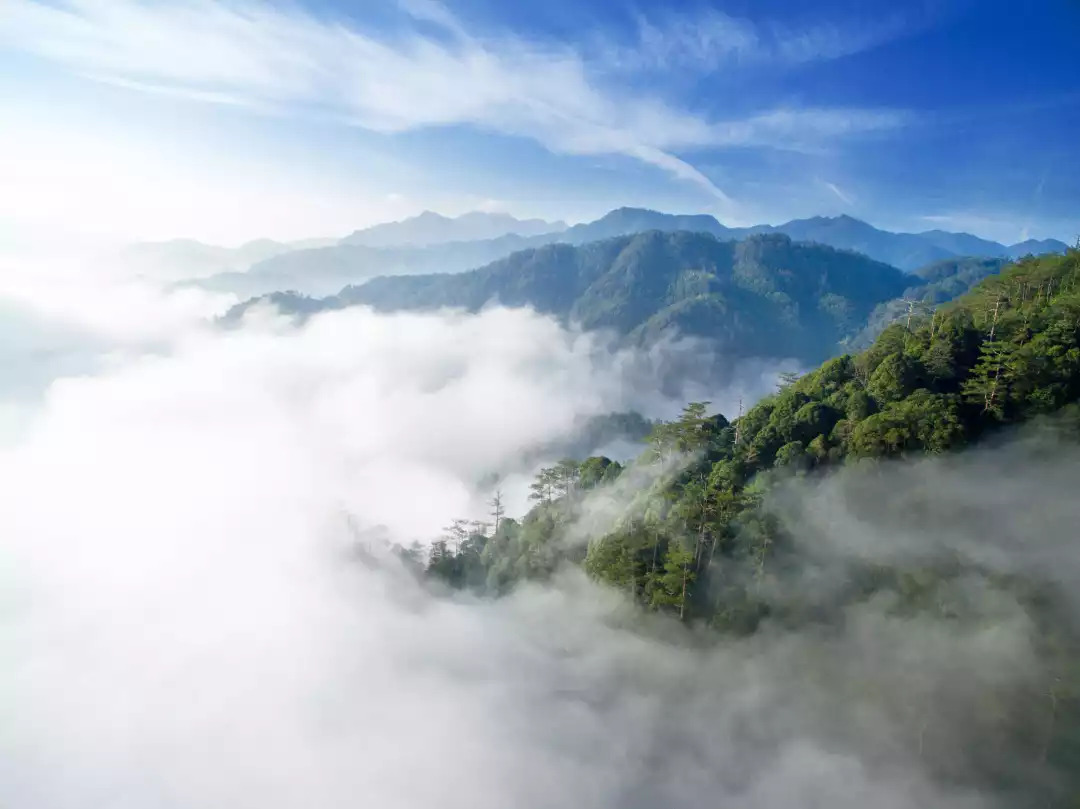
[426,247,1080,616]
[847,255,1011,349]
[230,231,912,367]
[416,249,1080,807]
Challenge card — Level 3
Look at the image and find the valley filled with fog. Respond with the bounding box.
[0,253,783,808]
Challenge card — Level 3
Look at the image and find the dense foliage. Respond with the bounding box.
[445,248,1080,610]
[418,249,1080,806]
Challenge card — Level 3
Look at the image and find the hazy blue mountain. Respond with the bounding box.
[553,211,996,269]
[120,238,319,281]
[1006,238,1071,259]
[205,209,727,296]
[340,210,566,247]
[561,210,1066,271]
[558,207,734,243]
[761,215,956,269]
[196,208,1068,298]
[227,231,912,367]
[199,233,551,298]
[913,228,1007,257]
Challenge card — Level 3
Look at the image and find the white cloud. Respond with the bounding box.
[0,296,1060,807]
[596,6,913,74]
[2,307,624,536]
[611,9,760,72]
[0,297,722,538]
[822,180,854,205]
[709,107,907,152]
[3,0,909,208]
[767,13,912,66]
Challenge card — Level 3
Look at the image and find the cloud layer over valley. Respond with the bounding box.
[3,280,1076,806]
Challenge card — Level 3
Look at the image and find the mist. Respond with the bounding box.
[0,289,798,807]
[1,262,1073,808]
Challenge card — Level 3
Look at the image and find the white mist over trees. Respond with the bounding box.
[0,296,794,808]
[0,258,1077,805]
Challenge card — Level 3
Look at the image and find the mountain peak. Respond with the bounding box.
[610,206,659,215]
[1006,237,1070,258]
[596,207,662,222]
[554,208,735,245]
[341,210,564,248]
[800,213,871,227]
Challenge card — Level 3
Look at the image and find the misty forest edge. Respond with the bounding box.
[382,248,1080,806]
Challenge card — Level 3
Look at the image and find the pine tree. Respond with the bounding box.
[675,402,711,451]
[554,459,580,501]
[488,489,505,534]
[528,467,558,504]
[443,518,470,553]
[651,541,696,619]
[962,338,1014,418]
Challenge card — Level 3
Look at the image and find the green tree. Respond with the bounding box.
[868,353,917,404]
[961,338,1014,418]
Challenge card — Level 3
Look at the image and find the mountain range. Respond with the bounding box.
[186,209,1069,298]
[559,209,1067,269]
[227,231,914,369]
[227,226,1062,376]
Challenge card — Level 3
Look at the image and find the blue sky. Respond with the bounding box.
[1,0,1077,245]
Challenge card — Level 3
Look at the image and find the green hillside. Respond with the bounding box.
[847,255,1010,349]
[417,248,1080,807]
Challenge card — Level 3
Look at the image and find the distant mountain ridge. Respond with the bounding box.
[1007,238,1072,258]
[174,208,1068,297]
[195,233,546,298]
[558,209,1068,270]
[340,210,566,248]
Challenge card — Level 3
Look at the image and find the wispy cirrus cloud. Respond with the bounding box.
[2,0,909,205]
[821,180,854,206]
[595,6,915,74]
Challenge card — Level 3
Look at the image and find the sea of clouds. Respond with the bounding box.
[1,250,1075,808]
